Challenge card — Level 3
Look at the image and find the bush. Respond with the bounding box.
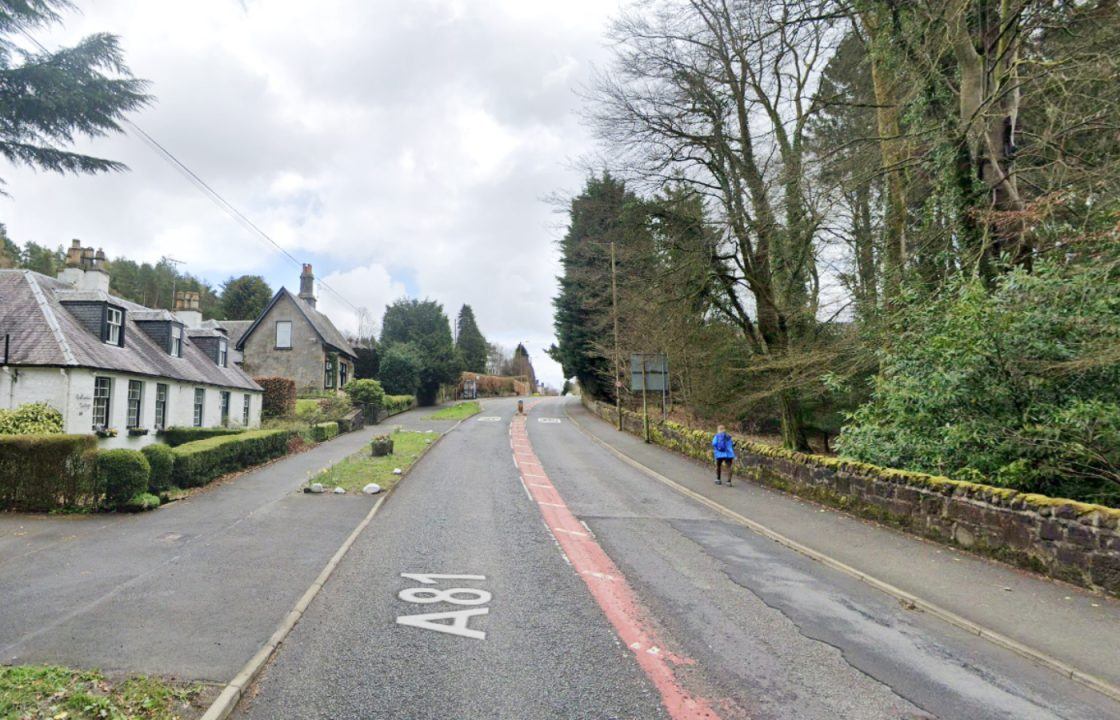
[171,429,294,488]
[382,395,415,417]
[160,426,244,447]
[141,443,175,493]
[310,421,339,442]
[256,376,296,418]
[344,378,385,414]
[123,492,161,512]
[0,434,98,511]
[96,449,151,509]
[379,343,423,396]
[0,402,63,435]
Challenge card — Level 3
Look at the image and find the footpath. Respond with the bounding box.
[0,407,444,683]
[564,399,1120,696]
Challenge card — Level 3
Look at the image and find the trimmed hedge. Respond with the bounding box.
[141,443,175,493]
[382,395,416,418]
[310,421,339,442]
[96,449,151,508]
[160,426,244,447]
[257,376,296,418]
[171,429,294,488]
[0,434,98,511]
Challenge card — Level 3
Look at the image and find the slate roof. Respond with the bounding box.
[0,269,261,391]
[218,320,253,347]
[235,287,356,359]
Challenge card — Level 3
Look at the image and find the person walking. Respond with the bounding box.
[712,424,735,486]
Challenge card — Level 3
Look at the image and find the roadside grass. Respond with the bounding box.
[428,401,481,420]
[310,429,435,493]
[0,664,205,720]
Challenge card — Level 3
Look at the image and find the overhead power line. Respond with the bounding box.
[18,28,364,318]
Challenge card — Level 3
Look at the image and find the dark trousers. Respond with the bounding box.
[716,457,734,481]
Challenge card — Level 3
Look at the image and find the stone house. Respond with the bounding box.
[0,241,262,448]
[234,265,356,394]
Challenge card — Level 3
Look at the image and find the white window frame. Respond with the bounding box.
[155,383,168,429]
[193,388,205,427]
[93,376,112,428]
[242,394,251,426]
[218,338,228,367]
[126,380,143,429]
[105,306,123,345]
[220,391,231,426]
[275,321,292,349]
[170,325,182,357]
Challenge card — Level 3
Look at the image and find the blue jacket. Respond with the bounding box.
[712,432,735,460]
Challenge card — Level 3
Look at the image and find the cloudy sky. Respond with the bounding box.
[2,0,622,388]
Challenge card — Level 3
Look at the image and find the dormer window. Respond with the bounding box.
[218,338,228,367]
[171,325,183,357]
[104,306,123,346]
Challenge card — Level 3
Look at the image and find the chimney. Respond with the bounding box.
[57,239,85,287]
[299,263,316,308]
[174,290,203,328]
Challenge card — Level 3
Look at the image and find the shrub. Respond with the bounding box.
[378,343,423,396]
[0,402,64,435]
[382,395,416,417]
[171,429,294,488]
[141,443,175,493]
[160,426,244,447]
[344,378,385,415]
[256,376,296,418]
[123,492,161,512]
[96,449,151,509]
[310,421,339,442]
[0,434,98,511]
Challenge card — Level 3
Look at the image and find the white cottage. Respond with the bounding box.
[0,242,262,448]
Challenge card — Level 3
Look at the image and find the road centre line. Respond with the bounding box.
[511,403,722,720]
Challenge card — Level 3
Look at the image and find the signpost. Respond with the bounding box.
[630,353,668,444]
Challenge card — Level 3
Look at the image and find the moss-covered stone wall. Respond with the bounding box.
[582,398,1120,596]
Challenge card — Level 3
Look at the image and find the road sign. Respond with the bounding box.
[630,353,668,392]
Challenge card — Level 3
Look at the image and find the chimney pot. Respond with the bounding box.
[299,264,316,308]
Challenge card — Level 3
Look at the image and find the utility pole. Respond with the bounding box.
[610,240,622,432]
[162,256,184,310]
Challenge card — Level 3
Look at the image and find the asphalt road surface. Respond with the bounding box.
[235,397,1120,720]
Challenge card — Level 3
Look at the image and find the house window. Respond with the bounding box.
[218,339,228,367]
[92,376,112,428]
[105,306,123,345]
[127,380,143,428]
[170,325,182,357]
[220,391,231,426]
[155,383,168,429]
[275,321,292,349]
[340,361,348,387]
[193,388,205,427]
[324,357,334,389]
[242,394,251,426]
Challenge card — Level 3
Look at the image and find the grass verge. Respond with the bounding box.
[428,401,481,421]
[0,664,206,720]
[310,429,435,494]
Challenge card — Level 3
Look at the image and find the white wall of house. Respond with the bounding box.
[0,366,261,449]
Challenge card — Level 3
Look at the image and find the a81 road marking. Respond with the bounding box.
[396,574,490,640]
[476,416,502,422]
[537,417,562,424]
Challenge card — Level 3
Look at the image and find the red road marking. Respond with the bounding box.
[509,406,723,720]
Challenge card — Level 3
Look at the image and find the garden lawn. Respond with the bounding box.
[310,430,434,494]
[0,664,205,720]
[428,401,481,421]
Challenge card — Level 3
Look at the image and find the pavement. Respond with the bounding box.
[0,406,449,682]
[233,396,1120,720]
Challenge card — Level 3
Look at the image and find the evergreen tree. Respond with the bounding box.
[380,298,459,405]
[351,337,380,380]
[0,0,150,190]
[454,304,488,374]
[219,275,273,320]
[0,224,18,267]
[378,342,422,396]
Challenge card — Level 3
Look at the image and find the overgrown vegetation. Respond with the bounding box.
[552,0,1120,504]
[0,402,63,435]
[311,429,433,493]
[0,664,203,720]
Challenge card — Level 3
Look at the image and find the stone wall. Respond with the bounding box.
[583,398,1120,596]
[240,293,327,392]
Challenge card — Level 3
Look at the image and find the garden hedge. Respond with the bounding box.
[256,376,296,418]
[171,429,294,488]
[96,449,151,508]
[141,443,175,493]
[160,426,244,447]
[382,395,416,417]
[0,434,98,511]
[310,421,339,442]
